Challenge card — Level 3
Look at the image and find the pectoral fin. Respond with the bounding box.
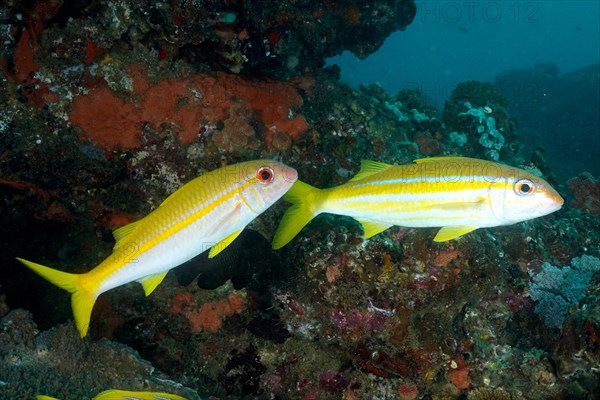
[355,218,393,238]
[206,202,242,237]
[433,226,478,242]
[138,271,168,296]
[430,199,486,213]
[209,229,242,258]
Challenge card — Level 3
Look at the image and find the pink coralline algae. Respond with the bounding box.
[318,370,349,394]
[330,308,386,334]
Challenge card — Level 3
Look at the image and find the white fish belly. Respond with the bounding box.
[325,190,501,228]
[97,205,249,294]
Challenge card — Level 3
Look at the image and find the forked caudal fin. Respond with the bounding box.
[272,180,322,250]
[16,257,96,338]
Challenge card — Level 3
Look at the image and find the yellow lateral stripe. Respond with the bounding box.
[346,176,509,195]
[131,180,253,255]
[342,183,510,201]
[93,179,255,281]
[331,184,509,207]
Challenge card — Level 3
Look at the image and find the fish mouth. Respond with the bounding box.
[547,189,564,209]
[541,191,564,215]
[282,167,298,183]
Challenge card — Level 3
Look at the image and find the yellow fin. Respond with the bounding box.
[93,389,189,400]
[348,160,392,182]
[272,180,322,250]
[355,218,393,238]
[413,156,475,164]
[16,257,96,338]
[36,396,59,400]
[138,271,168,296]
[433,226,478,242]
[112,220,141,246]
[209,229,242,258]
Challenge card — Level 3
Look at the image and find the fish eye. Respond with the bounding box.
[515,179,535,196]
[257,166,274,184]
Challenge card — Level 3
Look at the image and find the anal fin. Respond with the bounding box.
[209,229,242,258]
[355,218,393,239]
[434,226,478,242]
[138,271,168,296]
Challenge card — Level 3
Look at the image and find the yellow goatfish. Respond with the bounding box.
[37,389,189,400]
[272,156,563,249]
[18,160,297,337]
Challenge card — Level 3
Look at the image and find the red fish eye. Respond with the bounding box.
[515,179,535,195]
[257,167,274,184]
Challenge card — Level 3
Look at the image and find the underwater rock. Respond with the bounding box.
[170,290,246,334]
[1,1,598,397]
[69,66,309,151]
[568,172,600,218]
[0,308,199,399]
[246,315,290,344]
[220,346,266,396]
[467,387,524,400]
[442,81,518,161]
[211,103,260,153]
[1,0,416,79]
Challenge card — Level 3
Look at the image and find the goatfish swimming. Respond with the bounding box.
[18,160,297,337]
[36,389,189,400]
[272,156,563,249]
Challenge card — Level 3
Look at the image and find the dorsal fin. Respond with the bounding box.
[413,156,475,164]
[348,160,392,182]
[112,220,141,246]
[158,186,182,208]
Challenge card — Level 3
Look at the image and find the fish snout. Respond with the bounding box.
[547,185,564,207]
[280,165,298,184]
[540,183,564,214]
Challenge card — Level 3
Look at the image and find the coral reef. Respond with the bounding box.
[1,0,416,79]
[68,66,309,152]
[1,0,599,399]
[0,306,199,399]
[529,255,600,329]
[443,81,518,160]
[568,172,600,218]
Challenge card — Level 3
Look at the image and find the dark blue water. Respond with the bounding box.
[327,1,600,179]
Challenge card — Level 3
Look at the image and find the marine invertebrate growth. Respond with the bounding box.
[529,255,600,329]
[69,67,309,151]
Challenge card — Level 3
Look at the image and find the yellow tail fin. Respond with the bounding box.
[272,180,322,249]
[16,257,96,338]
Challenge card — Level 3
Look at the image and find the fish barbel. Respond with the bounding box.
[18,160,297,337]
[272,156,563,249]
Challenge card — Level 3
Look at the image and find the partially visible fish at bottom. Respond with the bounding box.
[36,389,190,400]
